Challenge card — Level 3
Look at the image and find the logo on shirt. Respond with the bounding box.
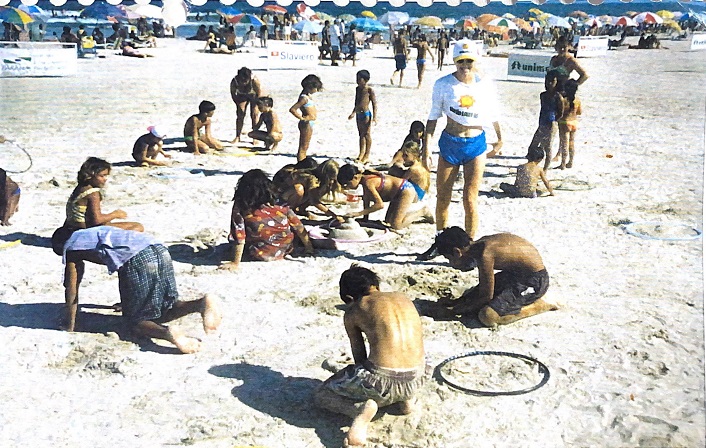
[459,95,475,108]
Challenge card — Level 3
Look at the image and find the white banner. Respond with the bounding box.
[507,52,553,81]
[267,40,319,70]
[0,42,77,78]
[691,33,706,51]
[575,36,609,58]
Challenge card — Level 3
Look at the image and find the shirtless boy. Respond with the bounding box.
[434,227,558,327]
[247,96,283,152]
[412,35,434,89]
[183,100,224,155]
[132,125,171,167]
[390,29,409,87]
[315,265,425,447]
[60,226,222,354]
[347,70,377,164]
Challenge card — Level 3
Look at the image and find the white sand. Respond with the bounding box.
[0,38,704,447]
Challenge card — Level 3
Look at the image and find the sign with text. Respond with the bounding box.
[575,36,609,58]
[691,33,706,51]
[0,42,77,78]
[267,40,319,70]
[507,52,553,81]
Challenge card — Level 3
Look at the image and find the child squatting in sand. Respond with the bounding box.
[500,145,554,198]
[247,96,283,152]
[132,125,171,167]
[183,100,224,155]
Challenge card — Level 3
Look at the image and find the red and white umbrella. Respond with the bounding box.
[263,5,287,14]
[612,16,638,27]
[634,11,664,24]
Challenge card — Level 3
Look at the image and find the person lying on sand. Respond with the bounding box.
[315,265,425,447]
[183,100,224,155]
[121,43,153,58]
[59,226,222,354]
[433,227,558,327]
[132,125,171,167]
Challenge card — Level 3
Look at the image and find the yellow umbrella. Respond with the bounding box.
[656,10,675,19]
[414,16,443,28]
[663,19,681,31]
[528,8,544,16]
[361,10,376,19]
[513,17,533,32]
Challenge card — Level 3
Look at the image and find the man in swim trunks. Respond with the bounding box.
[61,226,222,354]
[390,29,409,88]
[315,265,425,447]
[412,34,434,89]
[433,227,558,327]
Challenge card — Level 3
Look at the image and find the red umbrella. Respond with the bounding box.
[263,5,287,14]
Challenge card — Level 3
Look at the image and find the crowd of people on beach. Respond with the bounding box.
[0,29,599,446]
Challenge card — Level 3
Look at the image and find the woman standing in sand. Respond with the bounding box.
[230,67,263,143]
[550,36,589,90]
[420,40,503,258]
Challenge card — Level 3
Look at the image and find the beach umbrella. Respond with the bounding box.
[361,10,376,19]
[414,16,442,28]
[597,15,612,24]
[613,16,638,27]
[663,19,681,31]
[338,13,356,22]
[128,4,164,19]
[263,5,287,14]
[293,19,323,34]
[625,11,639,18]
[487,17,518,30]
[502,13,516,19]
[512,18,532,32]
[528,8,544,17]
[350,17,386,32]
[545,15,572,29]
[476,13,499,26]
[296,3,317,21]
[315,11,335,23]
[455,18,477,30]
[568,10,588,19]
[229,14,265,27]
[17,4,49,22]
[656,10,675,19]
[0,6,35,25]
[118,6,143,20]
[379,11,409,26]
[80,3,126,20]
[634,12,663,24]
[217,6,243,17]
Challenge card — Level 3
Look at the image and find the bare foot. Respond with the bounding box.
[201,294,222,334]
[344,399,378,447]
[168,327,201,354]
[398,399,416,415]
[231,136,241,144]
[389,77,394,85]
[419,207,435,224]
[566,162,573,168]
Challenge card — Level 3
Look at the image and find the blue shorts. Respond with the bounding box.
[417,59,425,65]
[395,54,407,70]
[356,110,372,120]
[438,131,487,166]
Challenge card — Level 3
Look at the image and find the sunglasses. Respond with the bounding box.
[456,59,474,65]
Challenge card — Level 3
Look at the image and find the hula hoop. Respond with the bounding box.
[0,240,21,250]
[624,221,702,241]
[1,139,33,173]
[435,350,550,396]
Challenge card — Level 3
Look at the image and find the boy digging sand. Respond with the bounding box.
[183,100,224,155]
[132,125,171,167]
[315,265,425,447]
[499,145,554,198]
[347,70,377,164]
[247,97,283,152]
[434,227,558,327]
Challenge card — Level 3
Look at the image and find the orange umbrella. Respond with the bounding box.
[476,13,501,33]
[513,17,533,32]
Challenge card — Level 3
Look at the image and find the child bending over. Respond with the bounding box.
[183,100,224,155]
[247,96,283,152]
[222,169,314,270]
[500,146,554,198]
[347,70,377,164]
[132,125,171,167]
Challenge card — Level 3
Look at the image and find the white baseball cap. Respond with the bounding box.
[453,39,478,63]
[148,125,166,139]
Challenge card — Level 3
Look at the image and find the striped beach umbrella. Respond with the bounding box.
[228,14,265,27]
[0,6,35,25]
[613,16,638,27]
[487,17,518,30]
[634,12,663,24]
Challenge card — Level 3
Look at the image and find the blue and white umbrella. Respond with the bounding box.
[294,19,324,34]
[350,17,386,32]
[379,11,409,26]
[17,4,50,22]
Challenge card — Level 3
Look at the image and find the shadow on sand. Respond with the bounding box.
[209,362,347,448]
[0,232,52,249]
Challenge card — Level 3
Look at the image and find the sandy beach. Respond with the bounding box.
[0,37,705,447]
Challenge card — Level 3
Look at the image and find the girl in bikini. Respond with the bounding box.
[63,157,143,232]
[557,80,582,170]
[289,74,323,162]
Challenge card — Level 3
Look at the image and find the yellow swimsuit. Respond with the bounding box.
[66,188,101,227]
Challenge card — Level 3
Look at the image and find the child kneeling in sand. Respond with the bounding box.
[221,169,314,270]
[132,125,171,167]
[60,226,222,354]
[499,145,554,198]
[247,97,283,152]
[315,265,425,447]
[183,100,224,155]
[434,227,558,327]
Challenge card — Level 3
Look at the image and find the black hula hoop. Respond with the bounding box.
[1,139,33,174]
[435,350,550,396]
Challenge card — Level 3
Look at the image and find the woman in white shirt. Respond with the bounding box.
[420,40,503,258]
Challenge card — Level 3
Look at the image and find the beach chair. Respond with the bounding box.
[79,36,97,58]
